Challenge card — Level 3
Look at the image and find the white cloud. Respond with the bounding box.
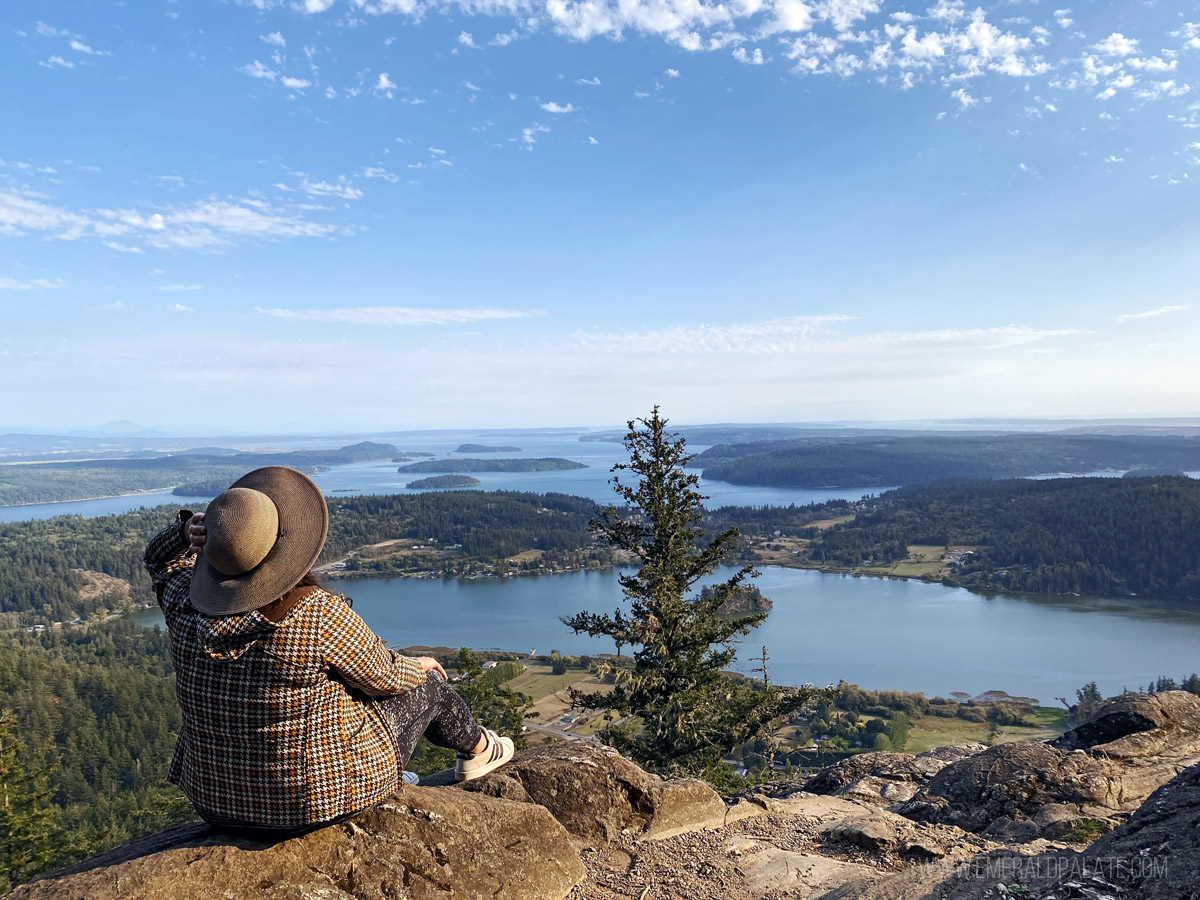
[733,47,766,65]
[35,22,69,38]
[255,306,544,325]
[520,122,551,148]
[69,39,109,56]
[0,189,341,250]
[303,0,336,12]
[588,135,599,144]
[664,67,680,78]
[1116,305,1189,322]
[490,31,519,46]
[1104,155,1124,163]
[540,101,576,113]
[301,176,363,200]
[166,304,195,312]
[577,76,602,85]
[375,73,398,97]
[0,277,63,290]
[89,301,132,312]
[363,166,398,182]
[239,60,278,81]
[39,56,75,69]
[458,31,476,47]
[1092,33,1139,57]
[428,147,447,155]
[1054,9,1072,28]
[157,284,204,291]
[951,88,977,108]
[464,80,481,91]
[281,76,312,89]
[261,32,287,47]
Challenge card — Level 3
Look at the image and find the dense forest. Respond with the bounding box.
[0,442,401,506]
[0,491,612,626]
[0,620,192,890]
[698,433,1200,488]
[396,457,588,474]
[405,475,483,488]
[803,476,1200,601]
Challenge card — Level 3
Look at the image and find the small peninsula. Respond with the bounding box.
[397,458,587,474]
[454,443,522,453]
[406,475,483,489]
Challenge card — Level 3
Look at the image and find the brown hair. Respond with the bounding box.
[292,570,324,591]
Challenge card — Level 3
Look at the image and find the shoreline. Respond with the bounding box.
[317,558,1200,613]
[0,486,186,510]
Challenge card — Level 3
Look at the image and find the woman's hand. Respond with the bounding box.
[185,513,207,554]
[416,657,448,680]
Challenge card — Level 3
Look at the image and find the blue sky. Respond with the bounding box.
[1,0,1198,432]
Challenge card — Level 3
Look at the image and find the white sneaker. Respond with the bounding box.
[402,770,420,786]
[455,729,515,782]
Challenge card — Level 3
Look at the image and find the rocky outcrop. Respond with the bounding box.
[1037,758,1200,900]
[895,691,1200,842]
[13,695,1200,900]
[798,743,987,804]
[7,785,585,900]
[448,741,728,845]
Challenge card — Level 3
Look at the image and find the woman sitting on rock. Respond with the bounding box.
[144,465,514,835]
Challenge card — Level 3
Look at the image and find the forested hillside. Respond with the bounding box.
[0,491,610,626]
[0,621,191,889]
[0,441,399,506]
[805,476,1200,601]
[698,434,1200,488]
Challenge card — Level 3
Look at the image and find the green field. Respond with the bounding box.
[905,706,1067,752]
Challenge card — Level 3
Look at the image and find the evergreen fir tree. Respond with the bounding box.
[0,710,59,893]
[563,408,820,777]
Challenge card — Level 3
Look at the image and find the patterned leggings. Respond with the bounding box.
[371,672,482,764]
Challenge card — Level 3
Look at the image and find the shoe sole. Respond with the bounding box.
[455,735,514,782]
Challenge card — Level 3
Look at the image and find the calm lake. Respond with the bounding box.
[0,430,891,523]
[132,565,1200,705]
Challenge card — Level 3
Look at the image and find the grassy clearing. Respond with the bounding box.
[811,515,855,530]
[905,706,1068,753]
[503,664,588,700]
[507,549,545,563]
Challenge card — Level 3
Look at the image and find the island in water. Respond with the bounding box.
[454,443,522,453]
[405,474,483,489]
[397,457,587,474]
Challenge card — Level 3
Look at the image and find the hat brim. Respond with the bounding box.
[189,466,329,617]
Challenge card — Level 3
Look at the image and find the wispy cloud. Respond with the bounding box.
[156,284,204,292]
[540,101,575,113]
[167,303,195,312]
[255,306,545,326]
[0,188,342,250]
[260,32,286,47]
[300,175,363,200]
[1116,305,1189,322]
[0,277,64,290]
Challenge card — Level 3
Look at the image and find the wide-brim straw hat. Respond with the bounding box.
[189,466,329,617]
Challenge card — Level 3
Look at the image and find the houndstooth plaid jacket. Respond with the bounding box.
[145,514,424,827]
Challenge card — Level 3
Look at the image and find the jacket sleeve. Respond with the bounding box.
[321,594,425,697]
[144,510,196,614]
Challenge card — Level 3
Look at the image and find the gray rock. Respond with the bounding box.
[453,741,727,846]
[818,814,902,851]
[799,744,988,805]
[1039,759,1200,900]
[7,786,585,900]
[896,692,1200,843]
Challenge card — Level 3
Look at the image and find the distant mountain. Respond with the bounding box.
[66,421,166,438]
